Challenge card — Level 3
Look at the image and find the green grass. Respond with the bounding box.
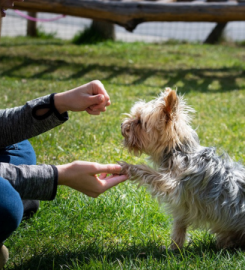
[1,37,245,269]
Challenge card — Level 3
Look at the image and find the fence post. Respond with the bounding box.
[91,20,115,40]
[0,12,2,42]
[204,23,227,44]
[27,12,37,37]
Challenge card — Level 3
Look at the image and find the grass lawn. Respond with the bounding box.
[1,37,245,269]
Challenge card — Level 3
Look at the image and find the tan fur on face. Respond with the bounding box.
[121,89,197,164]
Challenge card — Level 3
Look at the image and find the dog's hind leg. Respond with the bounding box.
[216,231,245,249]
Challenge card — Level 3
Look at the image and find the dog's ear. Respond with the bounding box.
[163,90,177,121]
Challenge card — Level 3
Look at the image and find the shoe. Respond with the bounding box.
[22,199,40,220]
[0,244,9,270]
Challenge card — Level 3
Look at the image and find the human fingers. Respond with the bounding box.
[99,173,122,180]
[100,174,128,190]
[85,108,101,115]
[88,103,107,113]
[89,99,111,112]
[99,173,108,179]
[91,80,110,98]
[90,81,110,107]
[86,94,109,114]
[87,94,104,106]
[94,163,123,175]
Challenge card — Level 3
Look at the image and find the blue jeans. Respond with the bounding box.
[0,140,37,243]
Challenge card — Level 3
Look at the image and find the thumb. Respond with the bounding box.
[102,174,128,189]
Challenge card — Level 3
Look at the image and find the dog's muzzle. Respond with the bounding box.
[121,122,130,138]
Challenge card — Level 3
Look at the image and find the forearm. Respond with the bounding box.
[0,94,68,147]
[0,162,58,200]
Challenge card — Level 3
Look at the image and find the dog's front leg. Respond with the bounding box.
[119,161,174,194]
[119,161,158,180]
[170,218,187,250]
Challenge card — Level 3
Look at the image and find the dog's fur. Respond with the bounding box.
[120,88,245,249]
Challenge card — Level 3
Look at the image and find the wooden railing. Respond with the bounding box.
[12,0,245,31]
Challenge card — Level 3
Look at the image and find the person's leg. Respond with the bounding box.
[0,177,23,243]
[0,177,23,268]
[0,140,36,166]
[0,140,38,268]
[0,140,40,219]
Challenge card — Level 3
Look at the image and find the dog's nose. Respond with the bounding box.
[121,122,130,137]
[121,123,126,137]
[121,124,124,136]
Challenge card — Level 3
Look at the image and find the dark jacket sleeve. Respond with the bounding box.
[0,94,68,148]
[0,163,58,200]
[0,94,68,200]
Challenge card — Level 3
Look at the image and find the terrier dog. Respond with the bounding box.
[120,88,245,250]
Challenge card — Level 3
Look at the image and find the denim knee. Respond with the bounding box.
[0,178,23,243]
[0,140,36,166]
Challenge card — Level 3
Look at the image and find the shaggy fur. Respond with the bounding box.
[120,88,245,249]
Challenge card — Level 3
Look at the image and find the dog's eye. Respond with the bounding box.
[137,119,141,125]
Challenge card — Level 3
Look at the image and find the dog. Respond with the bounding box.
[120,88,245,249]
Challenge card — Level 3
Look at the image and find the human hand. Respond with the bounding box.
[54,80,111,115]
[57,161,128,198]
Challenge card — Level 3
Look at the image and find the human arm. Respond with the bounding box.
[0,93,67,148]
[0,162,57,200]
[0,162,127,200]
[0,80,109,148]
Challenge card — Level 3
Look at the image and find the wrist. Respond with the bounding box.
[57,163,73,186]
[54,93,68,114]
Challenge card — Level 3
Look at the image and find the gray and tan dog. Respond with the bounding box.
[120,88,245,249]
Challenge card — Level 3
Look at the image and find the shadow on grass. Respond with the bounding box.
[0,55,244,94]
[8,238,240,270]
[0,40,65,47]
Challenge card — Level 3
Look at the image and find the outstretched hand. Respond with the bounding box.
[57,161,128,198]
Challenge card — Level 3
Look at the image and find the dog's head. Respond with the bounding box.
[121,88,197,160]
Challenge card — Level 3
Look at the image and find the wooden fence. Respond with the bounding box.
[11,0,245,31]
[1,0,245,43]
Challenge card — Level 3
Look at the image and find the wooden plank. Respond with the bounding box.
[13,0,245,31]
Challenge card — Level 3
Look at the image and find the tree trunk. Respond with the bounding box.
[27,12,37,37]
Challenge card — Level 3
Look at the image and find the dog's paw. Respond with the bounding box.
[169,243,181,250]
[159,245,167,253]
[117,161,132,178]
[159,245,180,254]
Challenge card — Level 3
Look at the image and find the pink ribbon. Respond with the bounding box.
[14,10,66,22]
